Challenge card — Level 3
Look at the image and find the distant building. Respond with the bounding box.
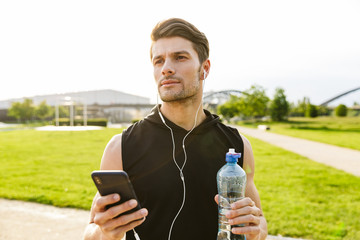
[0,89,154,123]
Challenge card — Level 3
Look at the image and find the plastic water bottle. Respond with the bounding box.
[217,148,246,240]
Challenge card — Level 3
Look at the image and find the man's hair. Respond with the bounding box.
[150,18,209,64]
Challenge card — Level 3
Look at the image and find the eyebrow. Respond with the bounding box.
[152,51,191,62]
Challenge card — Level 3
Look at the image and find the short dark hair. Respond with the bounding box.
[150,18,209,64]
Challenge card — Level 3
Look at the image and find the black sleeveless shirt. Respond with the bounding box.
[122,106,244,240]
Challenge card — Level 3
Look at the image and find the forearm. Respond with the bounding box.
[83,223,103,240]
[83,223,126,240]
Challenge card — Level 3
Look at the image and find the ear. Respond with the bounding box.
[201,59,211,80]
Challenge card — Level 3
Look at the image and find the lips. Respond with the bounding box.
[160,79,180,86]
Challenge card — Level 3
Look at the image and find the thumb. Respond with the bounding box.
[214,194,219,205]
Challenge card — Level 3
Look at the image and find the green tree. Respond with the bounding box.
[306,103,318,118]
[269,88,289,121]
[35,100,53,120]
[237,85,269,119]
[7,102,23,121]
[7,99,35,122]
[217,95,240,121]
[58,105,70,118]
[318,105,330,116]
[290,97,310,117]
[335,104,347,117]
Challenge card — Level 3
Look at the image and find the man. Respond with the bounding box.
[83,18,267,240]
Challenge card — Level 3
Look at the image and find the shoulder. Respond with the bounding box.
[122,119,151,137]
[105,134,122,155]
[239,133,255,177]
[240,134,252,154]
[100,134,123,170]
[216,121,242,139]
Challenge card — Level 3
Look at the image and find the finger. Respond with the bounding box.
[103,208,148,232]
[214,195,219,205]
[232,225,261,235]
[106,216,147,239]
[228,214,260,226]
[94,193,120,212]
[94,198,137,226]
[226,205,262,219]
[104,199,140,220]
[231,197,255,209]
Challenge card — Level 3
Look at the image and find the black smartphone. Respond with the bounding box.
[91,170,141,217]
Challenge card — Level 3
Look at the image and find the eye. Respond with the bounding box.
[153,59,163,65]
[176,55,187,60]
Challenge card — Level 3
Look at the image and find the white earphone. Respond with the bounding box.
[151,68,207,240]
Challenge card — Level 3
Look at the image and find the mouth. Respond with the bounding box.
[160,79,180,87]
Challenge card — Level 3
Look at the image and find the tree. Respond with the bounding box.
[269,88,289,121]
[217,85,270,120]
[35,100,53,120]
[7,99,35,122]
[58,105,70,118]
[306,103,318,118]
[335,104,347,117]
[7,102,23,121]
[237,85,269,119]
[318,105,330,116]
[217,95,240,121]
[290,97,310,117]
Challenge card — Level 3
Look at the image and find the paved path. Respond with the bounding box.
[0,198,300,240]
[234,126,360,177]
[0,199,89,240]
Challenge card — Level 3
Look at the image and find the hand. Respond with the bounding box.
[215,195,262,240]
[93,193,148,240]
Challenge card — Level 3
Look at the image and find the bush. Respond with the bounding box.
[335,104,347,117]
[55,118,107,127]
[306,104,318,118]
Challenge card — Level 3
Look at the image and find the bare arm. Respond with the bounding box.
[215,135,268,240]
[83,134,148,240]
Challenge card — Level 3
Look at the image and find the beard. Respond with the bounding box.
[159,69,202,103]
[159,79,201,103]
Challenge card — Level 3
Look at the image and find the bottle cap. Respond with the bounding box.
[226,148,241,163]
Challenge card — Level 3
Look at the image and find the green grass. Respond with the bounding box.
[1,129,359,239]
[248,136,360,240]
[0,128,122,209]
[238,116,360,151]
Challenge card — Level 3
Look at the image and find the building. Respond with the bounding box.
[0,89,154,123]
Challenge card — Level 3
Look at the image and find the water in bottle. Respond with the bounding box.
[217,148,246,240]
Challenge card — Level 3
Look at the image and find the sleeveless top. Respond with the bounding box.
[122,106,244,240]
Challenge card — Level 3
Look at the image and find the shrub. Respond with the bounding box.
[306,104,318,118]
[55,118,107,127]
[335,104,347,117]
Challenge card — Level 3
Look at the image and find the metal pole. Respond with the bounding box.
[83,102,87,127]
[70,103,74,127]
[55,104,59,126]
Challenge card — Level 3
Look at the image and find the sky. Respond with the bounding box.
[1,0,359,107]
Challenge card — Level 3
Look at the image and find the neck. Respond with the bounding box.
[159,99,206,131]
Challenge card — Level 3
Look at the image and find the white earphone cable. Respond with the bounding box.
[134,72,206,240]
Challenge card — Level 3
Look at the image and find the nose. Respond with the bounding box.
[161,59,175,77]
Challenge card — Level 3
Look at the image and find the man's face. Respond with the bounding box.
[151,37,202,103]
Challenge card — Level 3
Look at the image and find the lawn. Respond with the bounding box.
[0,128,122,208]
[0,128,359,239]
[238,116,360,151]
[248,136,360,240]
